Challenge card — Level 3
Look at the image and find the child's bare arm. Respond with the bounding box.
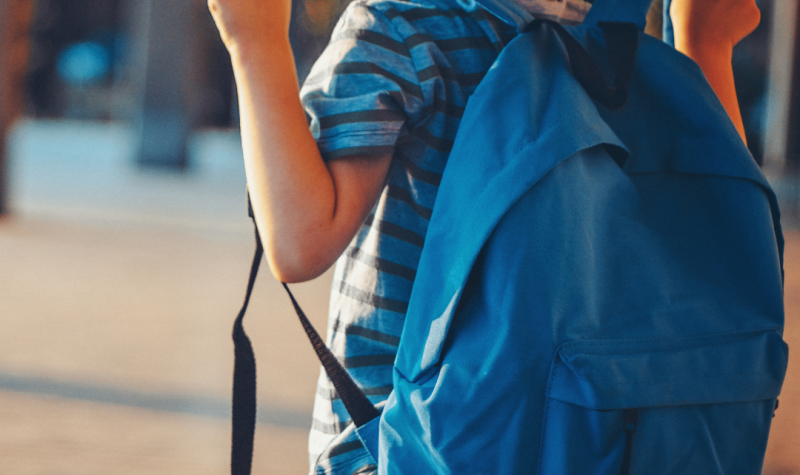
[208,0,392,283]
[670,0,760,144]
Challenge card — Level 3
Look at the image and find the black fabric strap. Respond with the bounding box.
[526,19,639,111]
[231,195,379,475]
[231,222,261,475]
[619,408,639,475]
[282,283,381,427]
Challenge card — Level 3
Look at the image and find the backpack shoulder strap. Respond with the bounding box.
[474,0,654,31]
[581,0,653,30]
[527,19,638,111]
[230,194,378,475]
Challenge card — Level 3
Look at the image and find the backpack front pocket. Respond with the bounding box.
[537,331,787,475]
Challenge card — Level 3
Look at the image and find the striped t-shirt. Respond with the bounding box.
[300,1,515,473]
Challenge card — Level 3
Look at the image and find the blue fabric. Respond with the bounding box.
[474,0,534,30]
[360,0,789,472]
[548,331,787,410]
[582,0,651,29]
[662,0,674,45]
[355,416,381,461]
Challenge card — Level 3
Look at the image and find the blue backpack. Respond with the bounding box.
[230,0,788,473]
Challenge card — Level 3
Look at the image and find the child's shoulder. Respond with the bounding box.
[338,0,500,42]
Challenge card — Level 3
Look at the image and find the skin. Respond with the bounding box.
[208,0,392,283]
[670,0,760,143]
[208,0,759,283]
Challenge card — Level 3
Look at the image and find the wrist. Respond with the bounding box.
[227,32,292,67]
[675,38,733,69]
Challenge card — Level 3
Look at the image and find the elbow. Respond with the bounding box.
[264,240,335,283]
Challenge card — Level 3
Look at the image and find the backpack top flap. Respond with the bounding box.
[394,5,782,383]
[395,22,628,382]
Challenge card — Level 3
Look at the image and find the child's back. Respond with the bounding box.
[299,1,516,471]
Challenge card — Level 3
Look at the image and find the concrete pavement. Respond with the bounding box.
[1,120,330,473]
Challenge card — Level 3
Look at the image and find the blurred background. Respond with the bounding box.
[0,0,799,473]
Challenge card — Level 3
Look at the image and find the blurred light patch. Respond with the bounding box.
[56,41,110,85]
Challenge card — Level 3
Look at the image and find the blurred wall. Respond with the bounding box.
[760,0,800,224]
[0,0,34,214]
[20,0,350,169]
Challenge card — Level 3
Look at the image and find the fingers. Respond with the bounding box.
[207,0,292,49]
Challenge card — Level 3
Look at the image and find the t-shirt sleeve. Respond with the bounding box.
[300,2,424,161]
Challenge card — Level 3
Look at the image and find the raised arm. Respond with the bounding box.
[670,0,760,145]
[208,1,392,283]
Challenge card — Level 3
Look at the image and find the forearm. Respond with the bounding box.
[674,42,745,144]
[231,38,374,282]
[669,0,760,146]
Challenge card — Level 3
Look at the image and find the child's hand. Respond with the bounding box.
[670,0,758,145]
[208,0,291,50]
[670,0,760,53]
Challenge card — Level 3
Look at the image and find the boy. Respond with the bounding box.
[208,0,760,472]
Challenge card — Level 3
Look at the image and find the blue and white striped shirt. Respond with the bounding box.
[300,1,515,472]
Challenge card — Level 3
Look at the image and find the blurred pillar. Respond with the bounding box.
[763,0,800,166]
[128,0,195,169]
[0,0,34,214]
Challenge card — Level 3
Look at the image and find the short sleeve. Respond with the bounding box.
[300,2,424,161]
